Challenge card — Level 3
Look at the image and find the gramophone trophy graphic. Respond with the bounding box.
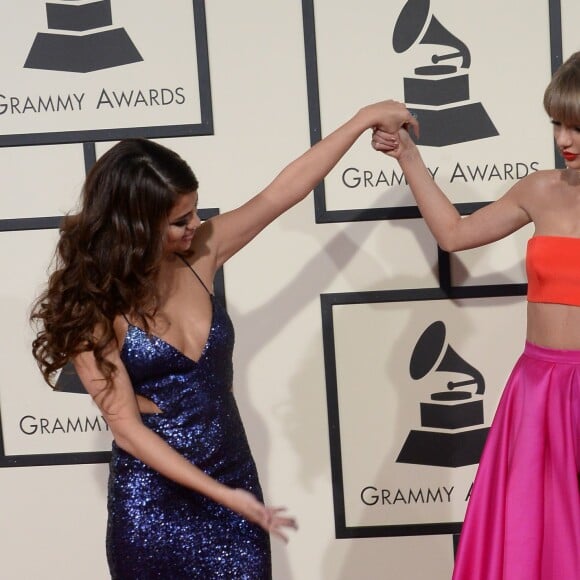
[392,0,498,146]
[25,0,142,73]
[396,321,489,467]
[55,361,87,394]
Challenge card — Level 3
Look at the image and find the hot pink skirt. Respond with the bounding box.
[453,341,580,580]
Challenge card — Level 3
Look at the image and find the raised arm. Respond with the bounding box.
[372,128,533,251]
[202,100,418,268]
[73,344,296,541]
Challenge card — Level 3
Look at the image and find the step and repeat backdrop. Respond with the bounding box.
[306,0,561,543]
[0,0,211,469]
[0,1,576,578]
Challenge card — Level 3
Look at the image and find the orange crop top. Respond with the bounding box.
[526,236,580,306]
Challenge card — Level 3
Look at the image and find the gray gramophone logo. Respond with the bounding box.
[55,361,87,394]
[25,0,142,73]
[392,0,498,146]
[397,321,489,467]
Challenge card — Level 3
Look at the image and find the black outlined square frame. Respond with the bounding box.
[0,0,212,147]
[0,208,225,467]
[302,0,564,222]
[320,283,526,537]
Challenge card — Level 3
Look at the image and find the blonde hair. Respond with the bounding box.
[543,51,580,125]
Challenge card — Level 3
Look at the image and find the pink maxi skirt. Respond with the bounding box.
[453,342,580,580]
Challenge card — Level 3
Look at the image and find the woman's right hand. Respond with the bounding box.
[226,488,298,542]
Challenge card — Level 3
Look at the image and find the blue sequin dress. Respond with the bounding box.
[106,264,271,579]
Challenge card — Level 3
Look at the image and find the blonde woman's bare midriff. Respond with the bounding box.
[527,302,580,350]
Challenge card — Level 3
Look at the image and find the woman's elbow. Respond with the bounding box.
[436,228,467,253]
[111,431,135,455]
[109,421,144,455]
[437,238,458,253]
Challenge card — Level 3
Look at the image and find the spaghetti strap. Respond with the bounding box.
[176,254,212,296]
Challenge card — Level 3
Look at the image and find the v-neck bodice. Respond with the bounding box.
[119,294,235,417]
[123,294,216,367]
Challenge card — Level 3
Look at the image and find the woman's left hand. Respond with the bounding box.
[227,488,298,542]
[361,100,419,138]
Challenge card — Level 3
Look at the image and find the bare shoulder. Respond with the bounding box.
[514,168,559,190]
[180,219,218,279]
[188,218,215,252]
[507,169,561,204]
[526,168,565,190]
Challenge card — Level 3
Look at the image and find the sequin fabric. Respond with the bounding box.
[106,291,271,579]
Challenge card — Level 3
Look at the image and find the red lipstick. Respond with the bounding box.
[562,151,578,161]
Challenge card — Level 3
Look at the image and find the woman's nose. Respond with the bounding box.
[556,126,572,147]
[189,213,201,229]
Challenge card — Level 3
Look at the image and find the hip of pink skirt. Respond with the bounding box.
[453,341,580,580]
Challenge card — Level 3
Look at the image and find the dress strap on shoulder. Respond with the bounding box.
[176,254,212,296]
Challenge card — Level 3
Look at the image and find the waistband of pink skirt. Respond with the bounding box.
[524,340,580,363]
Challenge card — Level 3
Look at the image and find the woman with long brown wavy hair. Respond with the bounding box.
[31,101,417,579]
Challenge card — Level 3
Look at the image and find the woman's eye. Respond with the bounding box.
[171,212,194,227]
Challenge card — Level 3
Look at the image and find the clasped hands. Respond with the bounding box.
[372,101,419,159]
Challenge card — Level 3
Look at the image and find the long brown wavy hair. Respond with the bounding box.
[31,138,199,388]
